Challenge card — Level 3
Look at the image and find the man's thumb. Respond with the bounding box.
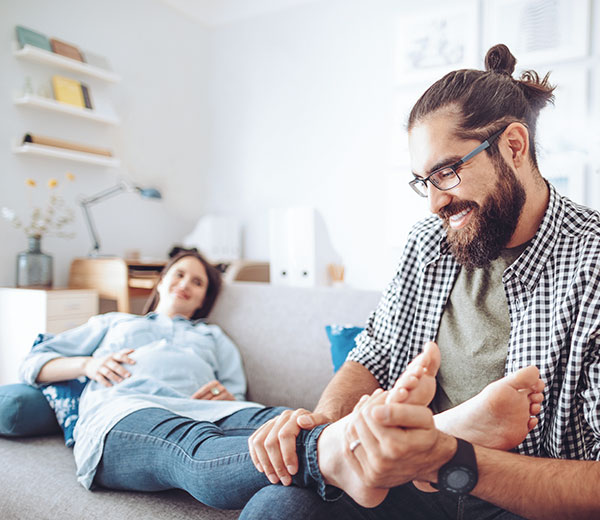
[297,413,327,429]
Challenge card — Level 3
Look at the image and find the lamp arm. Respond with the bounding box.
[79,182,127,256]
[79,182,127,206]
[81,202,101,256]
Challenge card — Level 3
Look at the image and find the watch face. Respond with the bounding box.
[447,468,472,490]
[443,465,477,493]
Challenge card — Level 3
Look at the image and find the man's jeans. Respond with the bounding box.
[94,406,328,510]
[240,483,528,520]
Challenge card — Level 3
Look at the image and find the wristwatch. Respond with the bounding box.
[433,437,478,495]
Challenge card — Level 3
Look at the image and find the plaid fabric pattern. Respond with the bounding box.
[348,183,600,461]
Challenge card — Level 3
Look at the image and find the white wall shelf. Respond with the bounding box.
[14,44,121,83]
[14,94,120,125]
[12,140,121,167]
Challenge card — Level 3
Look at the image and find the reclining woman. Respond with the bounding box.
[20,250,544,511]
[20,250,355,509]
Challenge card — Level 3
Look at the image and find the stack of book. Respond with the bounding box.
[16,26,95,110]
[16,25,85,61]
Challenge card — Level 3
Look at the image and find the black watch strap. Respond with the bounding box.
[433,437,478,495]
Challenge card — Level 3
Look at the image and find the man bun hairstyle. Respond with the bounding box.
[408,44,556,169]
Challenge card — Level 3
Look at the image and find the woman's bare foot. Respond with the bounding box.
[387,341,440,407]
[434,365,545,451]
[315,342,441,508]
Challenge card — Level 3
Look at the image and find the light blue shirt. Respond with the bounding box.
[20,312,262,489]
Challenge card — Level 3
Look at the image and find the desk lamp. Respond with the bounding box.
[80,181,162,256]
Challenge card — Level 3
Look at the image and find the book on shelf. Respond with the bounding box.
[52,75,86,108]
[16,25,52,52]
[22,133,113,157]
[49,38,85,62]
[80,84,93,109]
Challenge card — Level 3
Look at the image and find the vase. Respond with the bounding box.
[16,235,53,288]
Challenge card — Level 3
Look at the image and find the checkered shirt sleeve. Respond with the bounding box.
[348,183,600,461]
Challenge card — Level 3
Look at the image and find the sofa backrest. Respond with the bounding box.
[208,282,381,410]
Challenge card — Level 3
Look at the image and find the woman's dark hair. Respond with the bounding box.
[142,250,222,320]
[407,44,555,169]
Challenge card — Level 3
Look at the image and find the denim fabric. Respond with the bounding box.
[21,312,257,489]
[94,406,330,510]
[240,482,528,520]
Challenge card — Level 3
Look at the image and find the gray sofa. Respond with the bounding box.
[0,282,380,520]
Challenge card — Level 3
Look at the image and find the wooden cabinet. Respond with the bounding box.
[0,287,98,384]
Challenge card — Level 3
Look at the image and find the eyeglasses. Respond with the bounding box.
[408,125,509,198]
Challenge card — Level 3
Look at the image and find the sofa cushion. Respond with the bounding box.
[41,378,87,447]
[0,383,60,437]
[325,325,364,372]
[31,333,88,446]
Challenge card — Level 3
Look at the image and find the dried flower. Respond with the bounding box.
[3,174,76,239]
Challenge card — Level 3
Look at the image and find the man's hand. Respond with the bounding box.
[83,348,136,387]
[191,380,236,401]
[248,408,330,485]
[346,398,456,488]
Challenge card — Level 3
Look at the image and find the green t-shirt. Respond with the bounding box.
[432,243,529,413]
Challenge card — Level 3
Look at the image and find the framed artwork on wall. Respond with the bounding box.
[394,0,479,85]
[536,64,589,155]
[482,0,590,65]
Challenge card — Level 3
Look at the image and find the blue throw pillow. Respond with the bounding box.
[33,333,88,447]
[325,325,364,372]
[0,383,60,437]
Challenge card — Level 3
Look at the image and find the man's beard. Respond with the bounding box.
[439,156,526,269]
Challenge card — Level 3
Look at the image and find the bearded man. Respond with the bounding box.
[241,44,600,520]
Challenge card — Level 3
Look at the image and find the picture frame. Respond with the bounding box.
[534,64,589,206]
[482,0,590,65]
[394,0,479,85]
[535,64,589,156]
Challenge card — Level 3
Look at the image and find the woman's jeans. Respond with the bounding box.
[94,406,328,510]
[95,407,527,518]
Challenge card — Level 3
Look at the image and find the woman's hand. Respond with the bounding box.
[191,380,236,401]
[83,348,136,387]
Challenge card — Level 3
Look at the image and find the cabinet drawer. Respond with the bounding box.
[47,292,98,319]
[46,314,94,334]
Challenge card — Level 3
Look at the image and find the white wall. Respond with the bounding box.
[203,0,600,290]
[2,0,598,292]
[204,0,431,291]
[0,0,209,287]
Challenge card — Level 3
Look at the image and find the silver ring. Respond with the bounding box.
[211,387,221,396]
[349,439,361,453]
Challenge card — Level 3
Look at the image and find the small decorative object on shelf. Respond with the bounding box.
[327,263,345,288]
[16,235,53,288]
[2,174,76,287]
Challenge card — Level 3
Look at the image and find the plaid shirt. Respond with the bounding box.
[348,184,600,461]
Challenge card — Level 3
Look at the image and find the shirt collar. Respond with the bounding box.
[504,182,563,292]
[144,311,195,324]
[424,182,564,293]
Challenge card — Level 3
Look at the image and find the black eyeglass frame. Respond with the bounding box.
[408,125,509,198]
